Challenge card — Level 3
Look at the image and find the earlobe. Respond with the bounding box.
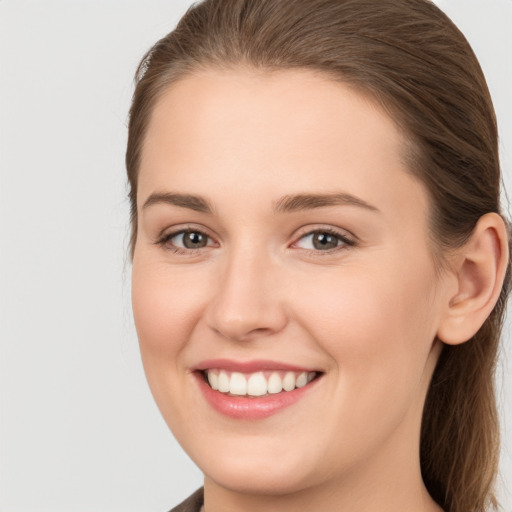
[437,212,510,346]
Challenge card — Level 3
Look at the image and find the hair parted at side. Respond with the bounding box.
[126,1,512,511]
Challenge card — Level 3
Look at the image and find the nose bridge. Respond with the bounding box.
[205,238,287,341]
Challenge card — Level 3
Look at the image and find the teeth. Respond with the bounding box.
[282,372,295,391]
[207,370,219,390]
[230,372,247,395]
[247,372,267,396]
[205,369,317,396]
[267,372,283,394]
[296,372,308,388]
[218,370,230,393]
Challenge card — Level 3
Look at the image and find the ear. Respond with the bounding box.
[437,212,510,345]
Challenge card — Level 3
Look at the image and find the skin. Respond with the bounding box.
[132,68,457,512]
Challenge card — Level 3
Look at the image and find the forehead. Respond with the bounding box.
[138,68,427,219]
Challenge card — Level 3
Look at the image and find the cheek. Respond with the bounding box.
[294,257,439,390]
[131,260,206,362]
[289,261,440,461]
[131,259,210,431]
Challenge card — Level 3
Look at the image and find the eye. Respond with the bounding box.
[294,229,354,251]
[157,229,215,252]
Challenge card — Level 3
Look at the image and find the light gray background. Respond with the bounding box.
[0,1,510,511]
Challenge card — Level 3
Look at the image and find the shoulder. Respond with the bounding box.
[168,488,204,512]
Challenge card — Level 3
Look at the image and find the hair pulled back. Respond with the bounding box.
[126,1,511,511]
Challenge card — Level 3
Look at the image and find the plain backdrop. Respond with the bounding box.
[0,1,510,511]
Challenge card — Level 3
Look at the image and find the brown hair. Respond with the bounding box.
[125,1,511,511]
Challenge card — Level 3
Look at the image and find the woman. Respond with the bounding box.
[125,1,511,511]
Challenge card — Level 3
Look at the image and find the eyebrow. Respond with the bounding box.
[142,191,379,214]
[142,192,214,214]
[273,193,379,214]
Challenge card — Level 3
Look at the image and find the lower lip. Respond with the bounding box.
[194,372,320,419]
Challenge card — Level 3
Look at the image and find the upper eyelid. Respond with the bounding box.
[171,230,216,244]
[156,225,355,251]
[292,225,356,243]
[157,224,216,241]
[290,230,355,251]
[295,229,352,241]
[155,228,217,254]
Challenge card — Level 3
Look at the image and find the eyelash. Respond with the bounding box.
[292,227,356,254]
[155,226,215,255]
[155,226,356,256]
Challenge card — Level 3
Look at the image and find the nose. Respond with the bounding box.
[204,246,288,342]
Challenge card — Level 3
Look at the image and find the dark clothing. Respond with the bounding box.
[169,488,204,512]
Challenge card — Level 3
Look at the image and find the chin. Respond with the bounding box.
[186,435,332,497]
[203,460,314,496]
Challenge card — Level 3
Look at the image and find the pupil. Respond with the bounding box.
[184,231,206,248]
[313,232,338,250]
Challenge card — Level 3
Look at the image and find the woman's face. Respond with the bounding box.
[132,69,450,495]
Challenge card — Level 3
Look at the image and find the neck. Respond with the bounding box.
[204,474,442,512]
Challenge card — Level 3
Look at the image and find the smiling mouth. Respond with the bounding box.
[201,369,320,397]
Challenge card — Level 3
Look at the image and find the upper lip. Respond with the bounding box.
[192,359,320,373]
